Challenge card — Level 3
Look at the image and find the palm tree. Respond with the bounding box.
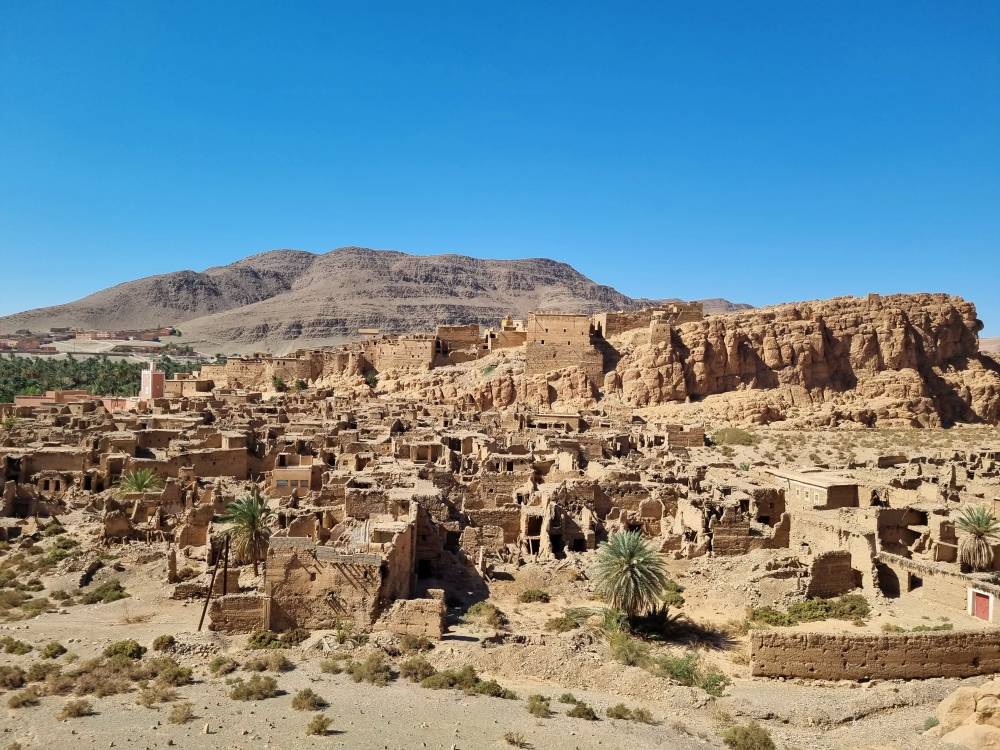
[956,505,1000,571]
[221,488,274,575]
[593,530,669,618]
[116,468,164,496]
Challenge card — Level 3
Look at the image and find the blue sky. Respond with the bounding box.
[2,2,998,333]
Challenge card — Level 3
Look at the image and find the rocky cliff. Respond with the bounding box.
[366,293,999,427]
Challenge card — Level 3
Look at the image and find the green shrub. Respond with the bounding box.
[471,678,517,699]
[566,701,598,720]
[80,580,128,605]
[347,653,394,686]
[25,661,59,682]
[319,655,347,674]
[463,601,507,629]
[291,688,327,711]
[246,629,282,649]
[527,694,552,718]
[545,607,594,633]
[721,722,775,750]
[661,579,685,608]
[608,632,649,667]
[2,637,33,655]
[41,641,67,659]
[279,628,310,647]
[152,635,176,652]
[558,692,578,704]
[751,594,871,626]
[400,634,433,653]
[518,589,550,603]
[306,713,332,736]
[648,651,729,696]
[155,662,193,687]
[400,656,436,682]
[103,640,146,660]
[228,674,279,700]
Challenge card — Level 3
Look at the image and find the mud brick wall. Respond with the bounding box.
[806,550,858,597]
[750,630,1000,680]
[208,593,266,633]
[376,597,446,639]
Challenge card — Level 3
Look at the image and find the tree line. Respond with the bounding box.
[0,354,202,403]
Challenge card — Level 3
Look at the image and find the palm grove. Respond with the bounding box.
[0,354,201,403]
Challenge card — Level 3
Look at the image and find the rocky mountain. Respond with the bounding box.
[0,247,746,353]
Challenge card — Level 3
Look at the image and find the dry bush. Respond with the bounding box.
[291,688,327,711]
[347,653,394,686]
[306,713,332,736]
[566,701,598,720]
[152,635,176,652]
[526,694,552,718]
[58,698,93,719]
[41,641,67,659]
[7,687,41,708]
[721,721,775,750]
[137,685,177,707]
[399,634,433,653]
[399,656,436,682]
[208,656,239,676]
[504,731,529,748]
[168,702,194,724]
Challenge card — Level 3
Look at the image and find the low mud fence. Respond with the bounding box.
[750,630,1000,680]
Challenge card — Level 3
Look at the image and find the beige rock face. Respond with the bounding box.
[605,293,999,427]
[934,681,1000,749]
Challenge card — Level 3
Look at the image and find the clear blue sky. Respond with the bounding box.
[2,2,998,333]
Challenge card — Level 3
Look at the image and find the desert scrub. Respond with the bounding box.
[608,632,650,667]
[400,634,434,653]
[711,428,758,446]
[347,653,395,686]
[2,636,33,655]
[648,651,730,697]
[246,629,282,649]
[228,674,279,700]
[504,731,529,748]
[526,694,553,718]
[0,666,26,689]
[168,702,194,724]
[25,661,60,682]
[319,654,349,674]
[566,701,598,720]
[558,692,579,704]
[279,628,310,647]
[721,721,775,750]
[545,607,594,633]
[306,713,333,736]
[518,589,550,603]
[244,652,293,672]
[400,656,436,682]
[41,641,67,659]
[137,685,177,707]
[419,664,516,699]
[208,655,239,676]
[291,687,328,711]
[750,594,870,626]
[606,703,654,723]
[462,601,507,629]
[79,579,128,605]
[7,686,41,708]
[103,640,146,660]
[58,698,94,719]
[152,634,176,652]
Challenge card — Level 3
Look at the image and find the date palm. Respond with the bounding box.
[221,487,274,575]
[593,530,669,617]
[956,505,1000,572]
[116,468,164,496]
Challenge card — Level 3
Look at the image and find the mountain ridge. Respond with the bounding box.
[0,246,749,352]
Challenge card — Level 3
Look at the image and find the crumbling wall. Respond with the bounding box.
[806,550,859,597]
[750,630,1000,680]
[208,593,265,633]
[376,597,445,639]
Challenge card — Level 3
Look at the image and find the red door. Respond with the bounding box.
[974,592,990,621]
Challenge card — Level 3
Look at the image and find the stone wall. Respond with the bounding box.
[208,593,266,633]
[525,313,604,387]
[750,630,1000,680]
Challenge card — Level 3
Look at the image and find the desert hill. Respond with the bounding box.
[0,247,747,353]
